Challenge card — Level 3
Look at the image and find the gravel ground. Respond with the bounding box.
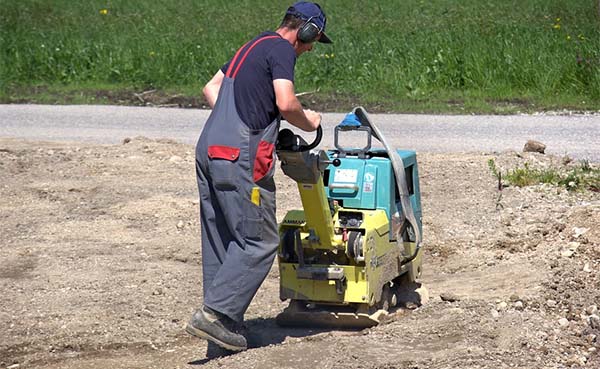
[0,135,598,369]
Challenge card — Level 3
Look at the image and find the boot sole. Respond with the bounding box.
[185,324,247,352]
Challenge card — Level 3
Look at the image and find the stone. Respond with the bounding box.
[169,155,183,163]
[558,318,570,328]
[514,301,525,311]
[440,292,460,302]
[572,227,589,238]
[176,220,184,229]
[491,309,500,319]
[583,263,592,273]
[546,299,558,308]
[523,140,546,154]
[586,305,598,315]
[566,355,586,366]
[497,302,508,311]
[588,315,600,330]
[561,249,575,258]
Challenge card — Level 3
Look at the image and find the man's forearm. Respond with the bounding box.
[280,99,317,132]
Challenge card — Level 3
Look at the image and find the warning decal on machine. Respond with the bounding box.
[333,169,358,183]
[363,172,375,192]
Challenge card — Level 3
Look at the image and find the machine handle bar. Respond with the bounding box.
[328,183,359,191]
[298,125,323,152]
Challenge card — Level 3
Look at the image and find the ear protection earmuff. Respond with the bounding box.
[287,5,325,44]
[297,16,321,44]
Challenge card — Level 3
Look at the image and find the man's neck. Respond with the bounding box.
[276,27,298,45]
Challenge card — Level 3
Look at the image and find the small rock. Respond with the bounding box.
[588,315,600,330]
[174,256,188,263]
[546,299,557,308]
[497,301,508,311]
[586,305,598,315]
[573,227,589,238]
[509,294,520,302]
[123,137,132,144]
[491,309,500,319]
[449,308,464,315]
[152,288,163,296]
[561,249,575,258]
[7,364,20,369]
[169,155,183,163]
[558,318,570,328]
[566,355,586,367]
[141,309,155,318]
[523,140,546,154]
[440,292,460,302]
[514,301,525,311]
[176,220,185,229]
[583,263,592,273]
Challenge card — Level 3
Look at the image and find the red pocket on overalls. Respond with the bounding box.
[208,145,240,161]
[208,145,240,191]
[253,140,275,183]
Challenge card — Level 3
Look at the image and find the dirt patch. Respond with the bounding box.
[2,86,390,113]
[488,97,535,110]
[1,86,207,109]
[0,137,598,368]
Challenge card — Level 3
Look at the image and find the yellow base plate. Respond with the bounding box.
[275,300,388,329]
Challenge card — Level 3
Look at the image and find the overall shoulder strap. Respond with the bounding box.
[225,35,281,79]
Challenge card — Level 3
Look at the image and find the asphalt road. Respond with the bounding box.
[1,104,599,161]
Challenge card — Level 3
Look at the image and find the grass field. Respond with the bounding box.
[1,0,600,112]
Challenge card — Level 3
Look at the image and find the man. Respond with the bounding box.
[186,2,332,352]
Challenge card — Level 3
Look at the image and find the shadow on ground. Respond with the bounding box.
[187,317,331,365]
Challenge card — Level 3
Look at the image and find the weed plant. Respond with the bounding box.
[2,0,600,111]
[488,159,600,192]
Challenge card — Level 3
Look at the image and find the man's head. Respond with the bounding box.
[281,2,332,45]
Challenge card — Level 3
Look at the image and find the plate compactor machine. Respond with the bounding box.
[275,107,426,328]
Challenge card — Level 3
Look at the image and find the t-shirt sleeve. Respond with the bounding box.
[268,41,296,82]
[220,61,230,75]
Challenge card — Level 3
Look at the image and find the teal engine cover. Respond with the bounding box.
[324,149,422,240]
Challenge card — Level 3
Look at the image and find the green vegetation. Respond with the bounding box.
[488,159,600,192]
[1,0,600,112]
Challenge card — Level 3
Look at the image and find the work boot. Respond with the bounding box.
[186,306,247,352]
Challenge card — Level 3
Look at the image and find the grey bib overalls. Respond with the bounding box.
[195,35,281,323]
